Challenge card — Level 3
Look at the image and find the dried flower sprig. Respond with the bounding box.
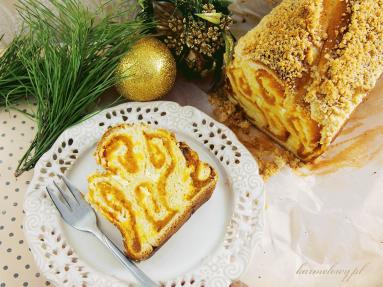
[141,0,234,81]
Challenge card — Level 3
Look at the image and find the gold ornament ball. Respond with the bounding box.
[116,37,177,102]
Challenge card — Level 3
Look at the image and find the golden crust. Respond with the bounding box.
[87,124,218,261]
[228,0,383,161]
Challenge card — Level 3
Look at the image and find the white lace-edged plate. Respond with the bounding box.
[24,101,264,287]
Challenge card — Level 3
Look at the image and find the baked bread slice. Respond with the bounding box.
[86,124,218,261]
[227,0,383,161]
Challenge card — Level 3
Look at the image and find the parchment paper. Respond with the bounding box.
[165,77,383,287]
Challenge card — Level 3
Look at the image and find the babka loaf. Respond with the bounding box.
[87,124,218,261]
[227,0,383,161]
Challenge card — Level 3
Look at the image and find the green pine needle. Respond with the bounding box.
[13,0,152,176]
[0,35,32,107]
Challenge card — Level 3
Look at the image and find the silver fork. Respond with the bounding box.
[46,175,159,287]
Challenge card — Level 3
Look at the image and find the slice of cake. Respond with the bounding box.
[86,124,218,261]
[227,0,383,161]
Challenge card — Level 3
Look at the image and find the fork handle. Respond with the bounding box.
[94,232,159,287]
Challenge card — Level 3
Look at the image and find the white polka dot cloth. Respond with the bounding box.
[0,103,51,287]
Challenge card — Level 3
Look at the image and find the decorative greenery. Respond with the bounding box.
[0,0,152,176]
[0,35,32,107]
[140,0,234,82]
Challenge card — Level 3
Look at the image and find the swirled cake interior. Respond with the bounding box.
[86,124,217,261]
[227,0,383,161]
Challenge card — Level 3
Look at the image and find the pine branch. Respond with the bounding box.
[13,0,152,176]
[0,35,33,107]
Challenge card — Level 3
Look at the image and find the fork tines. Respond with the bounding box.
[46,175,89,221]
